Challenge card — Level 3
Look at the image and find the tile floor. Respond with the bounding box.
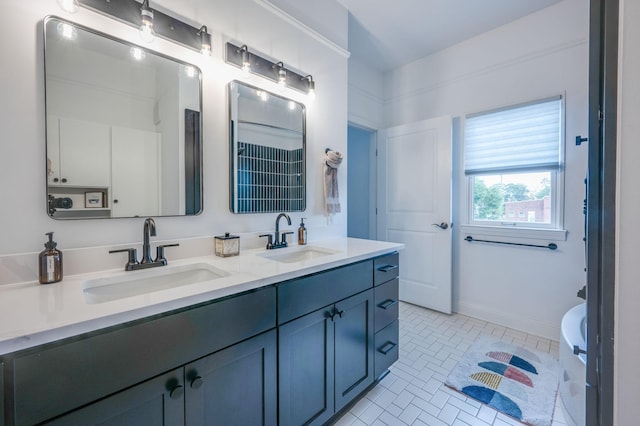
[335,302,570,426]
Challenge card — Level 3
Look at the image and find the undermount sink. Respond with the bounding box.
[257,246,341,263]
[83,263,230,304]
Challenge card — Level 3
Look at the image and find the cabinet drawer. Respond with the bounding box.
[374,320,399,379]
[278,260,373,324]
[11,286,276,426]
[374,253,399,286]
[374,278,399,332]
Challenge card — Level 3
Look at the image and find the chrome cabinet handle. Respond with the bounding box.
[432,222,449,230]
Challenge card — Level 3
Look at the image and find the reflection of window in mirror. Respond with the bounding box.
[228,81,306,213]
[43,17,203,219]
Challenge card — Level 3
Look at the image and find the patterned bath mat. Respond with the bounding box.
[445,337,559,426]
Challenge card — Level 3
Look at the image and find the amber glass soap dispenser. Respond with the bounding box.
[298,218,307,245]
[39,232,63,284]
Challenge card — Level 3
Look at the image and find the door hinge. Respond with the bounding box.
[599,110,603,121]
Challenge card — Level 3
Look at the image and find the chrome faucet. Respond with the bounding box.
[260,213,294,249]
[109,217,179,271]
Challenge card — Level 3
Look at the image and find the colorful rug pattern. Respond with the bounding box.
[445,338,559,426]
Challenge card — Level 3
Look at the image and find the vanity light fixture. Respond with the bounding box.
[57,0,79,13]
[72,0,212,54]
[130,46,146,61]
[198,26,212,56]
[138,0,156,43]
[225,42,317,97]
[304,75,316,100]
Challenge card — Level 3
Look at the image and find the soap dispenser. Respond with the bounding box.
[39,232,63,284]
[298,218,307,245]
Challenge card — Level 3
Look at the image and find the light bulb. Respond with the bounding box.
[304,75,316,101]
[130,47,146,61]
[57,22,77,40]
[139,4,155,43]
[199,26,212,57]
[185,65,196,78]
[139,22,156,43]
[278,68,287,89]
[240,46,251,74]
[288,101,296,111]
[57,0,79,13]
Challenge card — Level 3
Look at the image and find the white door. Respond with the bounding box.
[111,126,160,217]
[377,117,452,314]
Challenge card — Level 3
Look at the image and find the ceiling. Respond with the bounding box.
[337,0,564,71]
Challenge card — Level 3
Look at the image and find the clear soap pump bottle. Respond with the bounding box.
[39,232,63,284]
[298,218,307,245]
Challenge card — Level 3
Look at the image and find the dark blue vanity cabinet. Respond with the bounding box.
[4,287,277,426]
[1,252,399,426]
[278,253,400,425]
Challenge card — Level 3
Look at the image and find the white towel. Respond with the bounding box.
[323,150,343,216]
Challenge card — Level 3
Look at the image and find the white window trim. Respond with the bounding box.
[463,94,567,236]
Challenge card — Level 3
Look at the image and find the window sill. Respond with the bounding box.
[459,225,568,242]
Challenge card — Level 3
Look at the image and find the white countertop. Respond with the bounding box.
[0,238,403,355]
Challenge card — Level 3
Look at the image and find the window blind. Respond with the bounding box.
[464,96,562,175]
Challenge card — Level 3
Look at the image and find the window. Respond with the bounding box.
[464,96,563,230]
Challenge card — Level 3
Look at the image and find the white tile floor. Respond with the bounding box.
[335,302,569,426]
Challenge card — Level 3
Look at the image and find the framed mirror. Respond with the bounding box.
[44,16,203,219]
[229,81,306,213]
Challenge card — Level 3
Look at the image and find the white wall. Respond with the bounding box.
[348,57,384,129]
[615,0,640,422]
[378,0,589,339]
[0,0,348,259]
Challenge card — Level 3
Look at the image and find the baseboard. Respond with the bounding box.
[456,301,560,341]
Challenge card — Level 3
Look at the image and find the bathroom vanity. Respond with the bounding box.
[0,239,401,425]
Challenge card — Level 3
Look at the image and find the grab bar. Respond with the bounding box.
[464,235,557,250]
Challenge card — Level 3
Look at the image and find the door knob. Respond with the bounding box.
[432,222,449,230]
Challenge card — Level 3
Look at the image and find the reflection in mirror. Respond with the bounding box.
[44,17,202,219]
[229,81,306,213]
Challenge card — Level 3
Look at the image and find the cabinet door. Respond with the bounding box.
[334,289,374,412]
[59,117,111,186]
[111,126,160,217]
[185,330,277,426]
[279,307,335,426]
[45,368,184,426]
